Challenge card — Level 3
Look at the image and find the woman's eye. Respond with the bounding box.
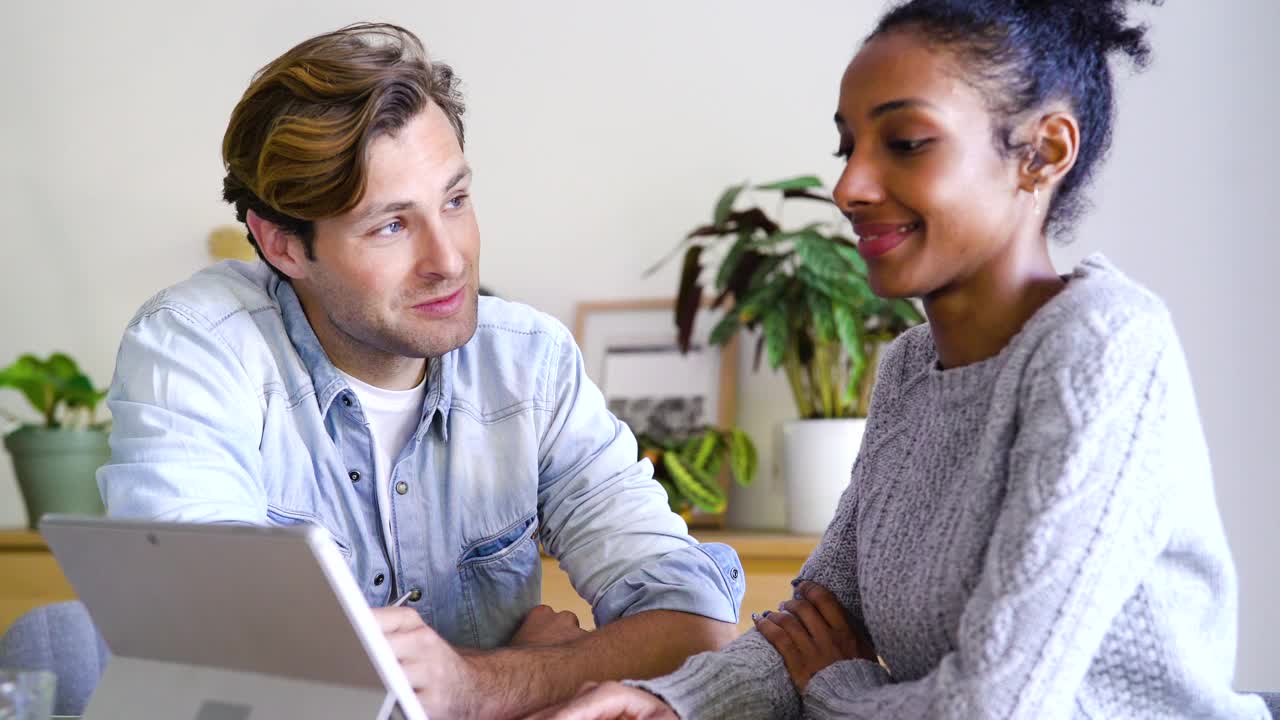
[889,138,932,154]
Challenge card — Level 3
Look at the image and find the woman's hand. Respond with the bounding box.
[754,581,876,692]
[522,681,678,720]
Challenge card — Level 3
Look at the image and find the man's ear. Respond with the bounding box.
[246,210,311,279]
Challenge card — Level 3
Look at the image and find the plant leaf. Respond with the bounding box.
[725,208,781,237]
[45,353,81,382]
[713,247,768,309]
[713,183,747,226]
[806,288,837,343]
[729,427,758,486]
[656,478,684,513]
[756,175,823,191]
[892,298,925,326]
[706,310,740,348]
[763,308,789,370]
[781,189,836,204]
[691,429,719,470]
[797,266,869,309]
[833,303,867,406]
[663,452,727,514]
[794,231,858,282]
[714,236,747,294]
[830,237,869,275]
[0,355,51,415]
[675,245,704,353]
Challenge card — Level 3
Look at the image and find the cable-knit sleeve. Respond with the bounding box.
[802,309,1183,719]
[625,331,919,719]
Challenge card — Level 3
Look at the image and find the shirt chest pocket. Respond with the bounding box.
[456,512,541,649]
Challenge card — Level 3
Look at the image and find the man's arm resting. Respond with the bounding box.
[375,606,737,720]
[470,609,738,718]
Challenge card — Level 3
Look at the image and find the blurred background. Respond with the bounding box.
[2,0,1276,687]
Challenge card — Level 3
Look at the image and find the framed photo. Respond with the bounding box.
[573,298,739,526]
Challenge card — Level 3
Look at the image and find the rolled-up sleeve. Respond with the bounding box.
[98,303,266,524]
[534,323,744,627]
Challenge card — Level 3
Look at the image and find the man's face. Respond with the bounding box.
[293,103,480,365]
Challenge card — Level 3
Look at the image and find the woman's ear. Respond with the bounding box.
[1018,108,1080,195]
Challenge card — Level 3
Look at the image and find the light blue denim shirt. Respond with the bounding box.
[98,261,744,648]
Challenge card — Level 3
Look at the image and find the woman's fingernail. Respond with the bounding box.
[751,612,761,623]
[762,610,773,618]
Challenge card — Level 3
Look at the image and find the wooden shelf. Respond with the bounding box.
[2,528,820,558]
[0,530,44,551]
[692,531,819,561]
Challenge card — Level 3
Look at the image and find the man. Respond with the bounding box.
[98,23,743,718]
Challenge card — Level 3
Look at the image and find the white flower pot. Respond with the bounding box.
[782,418,866,535]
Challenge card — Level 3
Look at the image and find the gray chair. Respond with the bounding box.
[1257,691,1280,719]
[0,601,111,717]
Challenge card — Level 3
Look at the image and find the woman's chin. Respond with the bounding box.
[867,269,920,300]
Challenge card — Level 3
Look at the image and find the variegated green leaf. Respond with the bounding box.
[729,427,758,486]
[806,287,837,343]
[833,302,867,405]
[763,308,789,370]
[664,453,727,513]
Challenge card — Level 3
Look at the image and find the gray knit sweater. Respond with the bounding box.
[634,256,1267,719]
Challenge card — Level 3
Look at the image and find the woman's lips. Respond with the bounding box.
[853,222,920,260]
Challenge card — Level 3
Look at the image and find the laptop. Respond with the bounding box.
[39,515,427,720]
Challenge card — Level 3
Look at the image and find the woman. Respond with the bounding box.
[532,0,1268,718]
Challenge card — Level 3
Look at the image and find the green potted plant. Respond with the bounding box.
[659,176,924,532]
[0,353,111,528]
[637,426,757,523]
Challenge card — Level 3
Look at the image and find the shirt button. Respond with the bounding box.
[374,573,385,586]
[341,395,352,407]
[395,481,409,495]
[731,567,740,580]
[407,588,422,602]
[349,470,361,482]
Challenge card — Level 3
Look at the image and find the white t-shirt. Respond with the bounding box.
[337,369,427,570]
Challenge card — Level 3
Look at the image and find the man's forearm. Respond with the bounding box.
[467,609,739,719]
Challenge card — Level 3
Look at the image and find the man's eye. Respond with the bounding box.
[376,220,404,236]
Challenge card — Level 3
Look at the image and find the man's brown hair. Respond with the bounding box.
[221,23,465,267]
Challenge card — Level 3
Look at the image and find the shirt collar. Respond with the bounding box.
[273,279,453,439]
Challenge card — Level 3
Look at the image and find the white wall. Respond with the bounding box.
[2,0,1275,687]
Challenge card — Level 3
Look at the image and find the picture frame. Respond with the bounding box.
[573,298,739,527]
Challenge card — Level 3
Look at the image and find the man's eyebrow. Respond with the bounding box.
[353,200,416,225]
[444,165,472,193]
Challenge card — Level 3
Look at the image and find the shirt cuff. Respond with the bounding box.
[592,542,745,627]
[625,645,795,720]
[804,658,891,714]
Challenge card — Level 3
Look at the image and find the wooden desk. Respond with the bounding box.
[0,529,817,636]
[0,530,78,633]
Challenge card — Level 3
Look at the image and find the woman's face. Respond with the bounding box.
[834,30,1034,300]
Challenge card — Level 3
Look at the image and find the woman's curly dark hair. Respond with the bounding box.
[871,0,1160,237]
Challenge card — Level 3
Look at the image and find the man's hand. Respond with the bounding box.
[375,606,733,718]
[754,581,876,692]
[523,682,678,720]
[373,606,488,718]
[511,604,591,647]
